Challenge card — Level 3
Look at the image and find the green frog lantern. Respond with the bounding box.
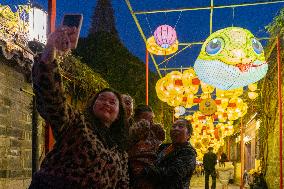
[194,27,268,90]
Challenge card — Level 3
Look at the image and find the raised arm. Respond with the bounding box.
[145,147,196,186]
[32,27,78,140]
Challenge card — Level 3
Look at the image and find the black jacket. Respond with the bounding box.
[203,151,217,172]
[145,143,196,189]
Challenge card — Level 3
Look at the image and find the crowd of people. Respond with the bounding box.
[27,24,245,189]
[28,27,197,189]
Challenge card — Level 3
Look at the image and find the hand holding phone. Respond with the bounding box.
[41,14,83,63]
[62,14,83,49]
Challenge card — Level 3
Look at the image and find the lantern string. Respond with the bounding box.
[174,11,182,29]
[163,55,169,75]
[232,7,235,27]
[144,14,153,34]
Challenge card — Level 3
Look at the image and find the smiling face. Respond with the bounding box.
[92,91,119,127]
[194,27,268,90]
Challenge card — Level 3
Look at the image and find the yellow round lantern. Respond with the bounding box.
[167,95,183,107]
[216,87,243,98]
[165,71,184,94]
[182,68,196,81]
[201,81,215,94]
[181,92,197,108]
[194,141,203,149]
[217,111,227,122]
[146,36,178,55]
[201,136,210,146]
[248,83,258,91]
[248,92,259,100]
[156,77,171,102]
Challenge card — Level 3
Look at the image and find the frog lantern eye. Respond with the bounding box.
[205,38,224,55]
[251,38,263,55]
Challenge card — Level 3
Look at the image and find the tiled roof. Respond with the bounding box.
[0,38,34,82]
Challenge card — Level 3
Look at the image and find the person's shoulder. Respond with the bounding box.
[180,143,197,156]
[225,162,234,169]
[187,143,196,153]
[158,143,171,152]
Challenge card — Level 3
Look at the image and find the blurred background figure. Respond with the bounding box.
[203,147,217,189]
[121,94,134,124]
[215,153,234,189]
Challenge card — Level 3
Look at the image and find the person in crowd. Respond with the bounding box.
[203,147,217,189]
[243,170,250,188]
[201,164,205,176]
[143,118,196,189]
[196,164,202,177]
[121,94,134,124]
[250,172,268,189]
[29,27,129,189]
[215,153,234,189]
[128,104,165,189]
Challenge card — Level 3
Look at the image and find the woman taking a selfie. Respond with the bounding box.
[29,27,129,189]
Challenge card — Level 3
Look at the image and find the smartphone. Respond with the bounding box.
[62,14,83,49]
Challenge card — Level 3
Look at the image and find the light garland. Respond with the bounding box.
[156,68,257,159]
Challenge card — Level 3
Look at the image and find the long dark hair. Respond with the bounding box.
[219,153,228,167]
[84,88,128,151]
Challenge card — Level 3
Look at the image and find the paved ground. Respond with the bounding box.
[190,175,240,189]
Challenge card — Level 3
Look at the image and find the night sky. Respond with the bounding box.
[3,0,284,73]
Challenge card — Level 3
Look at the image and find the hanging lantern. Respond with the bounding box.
[201,81,215,94]
[217,112,228,122]
[156,77,171,102]
[182,69,200,94]
[167,95,183,107]
[248,92,259,100]
[194,27,268,90]
[175,106,186,116]
[185,115,193,121]
[216,98,229,109]
[216,88,243,98]
[146,36,178,55]
[201,136,210,146]
[248,83,258,91]
[174,113,180,118]
[181,92,197,108]
[165,71,184,94]
[154,25,177,48]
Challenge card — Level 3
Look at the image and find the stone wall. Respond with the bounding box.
[0,58,44,189]
[260,38,284,189]
[265,113,283,189]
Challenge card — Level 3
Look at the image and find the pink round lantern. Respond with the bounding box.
[154,25,177,49]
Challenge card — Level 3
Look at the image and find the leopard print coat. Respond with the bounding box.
[29,59,129,189]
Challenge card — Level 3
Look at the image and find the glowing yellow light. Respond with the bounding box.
[248,83,258,91]
[201,81,215,94]
[146,36,178,55]
[248,92,259,100]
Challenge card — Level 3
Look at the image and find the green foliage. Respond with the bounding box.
[266,7,284,37]
[254,9,284,174]
[58,54,109,104]
[75,32,173,141]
